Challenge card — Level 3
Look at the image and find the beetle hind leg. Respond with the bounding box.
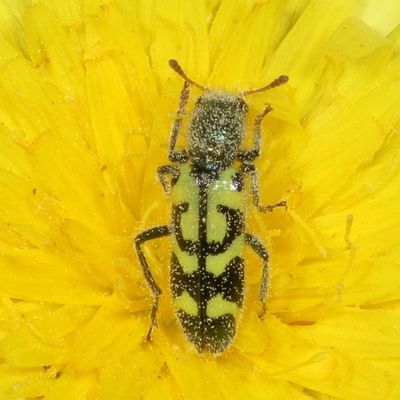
[135,225,171,341]
[146,297,159,341]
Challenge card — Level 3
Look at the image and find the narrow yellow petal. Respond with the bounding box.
[0,325,66,368]
[70,295,145,371]
[250,317,394,400]
[293,307,400,359]
[99,346,163,400]
[0,245,108,304]
[0,0,28,51]
[46,371,97,400]
[360,0,400,36]
[0,366,53,399]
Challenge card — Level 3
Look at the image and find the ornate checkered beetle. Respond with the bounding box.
[135,60,288,354]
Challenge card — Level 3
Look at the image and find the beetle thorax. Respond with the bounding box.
[188,92,248,172]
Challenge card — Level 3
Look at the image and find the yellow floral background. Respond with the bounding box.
[0,0,400,399]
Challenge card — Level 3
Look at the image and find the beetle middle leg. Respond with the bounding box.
[135,225,171,341]
[245,233,270,318]
[241,162,287,212]
[157,165,180,194]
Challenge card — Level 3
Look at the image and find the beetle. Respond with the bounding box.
[135,59,288,354]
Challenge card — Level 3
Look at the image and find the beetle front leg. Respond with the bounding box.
[242,163,287,212]
[245,233,270,318]
[237,104,273,162]
[157,165,180,195]
[135,225,171,341]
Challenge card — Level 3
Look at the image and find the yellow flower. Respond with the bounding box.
[0,0,400,399]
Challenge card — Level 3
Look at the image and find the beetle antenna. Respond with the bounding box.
[169,59,206,91]
[241,75,289,96]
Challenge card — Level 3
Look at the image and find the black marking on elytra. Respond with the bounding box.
[171,252,200,301]
[172,201,243,256]
[206,205,244,255]
[217,256,244,305]
[171,253,244,306]
[172,203,199,254]
[177,311,236,353]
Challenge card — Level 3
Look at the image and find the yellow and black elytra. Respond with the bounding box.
[135,60,288,354]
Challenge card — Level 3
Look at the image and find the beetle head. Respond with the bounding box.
[188,92,248,171]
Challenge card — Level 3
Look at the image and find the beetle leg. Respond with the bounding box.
[135,225,171,341]
[241,163,287,212]
[157,165,180,194]
[169,81,190,163]
[245,233,270,318]
[237,104,273,162]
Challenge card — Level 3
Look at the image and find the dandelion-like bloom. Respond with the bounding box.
[0,1,399,399]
